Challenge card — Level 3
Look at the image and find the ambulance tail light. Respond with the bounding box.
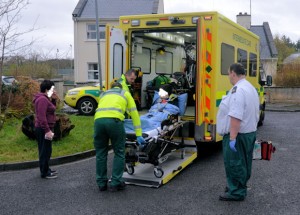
[159,17,169,21]
[204,16,212,20]
[122,20,130,24]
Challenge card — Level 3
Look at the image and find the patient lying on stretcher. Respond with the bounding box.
[124,86,187,133]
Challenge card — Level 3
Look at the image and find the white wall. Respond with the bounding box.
[73,19,119,83]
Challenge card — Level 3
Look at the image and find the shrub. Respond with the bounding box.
[275,63,300,87]
[1,76,40,118]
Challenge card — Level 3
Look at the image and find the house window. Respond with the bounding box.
[87,24,106,40]
[88,63,99,80]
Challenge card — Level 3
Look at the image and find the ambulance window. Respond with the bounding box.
[237,49,247,75]
[113,43,124,78]
[221,43,234,75]
[249,53,257,77]
[155,50,173,75]
[132,47,151,74]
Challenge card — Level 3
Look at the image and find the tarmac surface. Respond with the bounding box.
[0,102,299,171]
[1,109,299,214]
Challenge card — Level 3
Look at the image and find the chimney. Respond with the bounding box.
[236,12,251,30]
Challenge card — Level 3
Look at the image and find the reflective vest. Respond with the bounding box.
[94,87,142,136]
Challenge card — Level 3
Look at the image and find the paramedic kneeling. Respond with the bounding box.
[216,63,259,201]
[93,82,145,192]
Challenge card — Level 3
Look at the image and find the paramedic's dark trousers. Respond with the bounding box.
[35,127,52,178]
[94,118,126,187]
[222,132,256,199]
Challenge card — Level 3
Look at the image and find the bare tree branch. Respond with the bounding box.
[0,0,35,117]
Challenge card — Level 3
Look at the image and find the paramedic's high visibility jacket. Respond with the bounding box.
[94,87,142,136]
[117,74,133,95]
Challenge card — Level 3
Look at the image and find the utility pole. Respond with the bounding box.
[70,44,73,69]
[56,49,59,74]
[95,0,103,90]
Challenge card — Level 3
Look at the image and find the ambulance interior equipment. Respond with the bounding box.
[124,89,188,178]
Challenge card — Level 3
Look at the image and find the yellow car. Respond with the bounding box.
[64,85,102,116]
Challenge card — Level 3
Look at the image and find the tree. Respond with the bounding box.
[296,39,300,52]
[0,0,36,115]
[273,34,296,65]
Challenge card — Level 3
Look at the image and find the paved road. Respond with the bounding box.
[0,111,299,215]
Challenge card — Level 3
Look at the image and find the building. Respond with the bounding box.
[237,12,278,77]
[72,0,164,83]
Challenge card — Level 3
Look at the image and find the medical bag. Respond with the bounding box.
[152,74,170,89]
[261,141,276,160]
[253,140,276,160]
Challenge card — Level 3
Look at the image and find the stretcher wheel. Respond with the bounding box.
[126,164,135,175]
[154,168,164,178]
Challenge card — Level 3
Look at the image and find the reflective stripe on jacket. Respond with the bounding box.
[94,87,142,136]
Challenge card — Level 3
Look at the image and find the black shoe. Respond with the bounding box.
[109,182,126,192]
[99,185,108,191]
[219,194,244,201]
[44,173,58,179]
[50,169,58,175]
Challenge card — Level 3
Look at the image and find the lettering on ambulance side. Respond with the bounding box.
[232,34,251,47]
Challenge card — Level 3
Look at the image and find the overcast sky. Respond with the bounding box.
[17,0,300,58]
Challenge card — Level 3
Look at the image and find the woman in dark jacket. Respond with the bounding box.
[33,80,58,179]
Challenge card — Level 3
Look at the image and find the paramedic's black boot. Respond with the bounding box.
[109,182,126,192]
[219,194,244,201]
[109,181,126,192]
[99,185,107,191]
[99,181,108,191]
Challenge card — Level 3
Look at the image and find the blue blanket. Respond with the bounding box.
[124,103,180,133]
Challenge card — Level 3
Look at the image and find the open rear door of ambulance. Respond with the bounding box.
[105,25,127,89]
[195,17,211,143]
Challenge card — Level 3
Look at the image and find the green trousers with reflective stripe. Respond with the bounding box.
[94,118,126,187]
[222,132,256,199]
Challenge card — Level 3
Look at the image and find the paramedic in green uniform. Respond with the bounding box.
[217,63,259,201]
[93,82,145,192]
[117,68,137,95]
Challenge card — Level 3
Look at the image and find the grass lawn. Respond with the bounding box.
[0,114,95,163]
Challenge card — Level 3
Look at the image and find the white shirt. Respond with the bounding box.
[217,78,259,135]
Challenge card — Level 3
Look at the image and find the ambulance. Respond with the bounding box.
[105,11,271,187]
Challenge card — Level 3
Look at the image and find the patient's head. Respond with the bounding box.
[158,88,169,99]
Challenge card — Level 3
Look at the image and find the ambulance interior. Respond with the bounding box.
[130,28,197,116]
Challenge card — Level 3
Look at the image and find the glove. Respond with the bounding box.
[137,136,146,145]
[229,139,237,152]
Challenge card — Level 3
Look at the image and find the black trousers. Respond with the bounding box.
[35,127,52,177]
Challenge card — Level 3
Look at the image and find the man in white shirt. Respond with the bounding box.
[217,63,259,201]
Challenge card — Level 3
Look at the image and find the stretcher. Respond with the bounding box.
[124,115,197,187]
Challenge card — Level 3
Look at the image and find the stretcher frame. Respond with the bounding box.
[125,116,190,178]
